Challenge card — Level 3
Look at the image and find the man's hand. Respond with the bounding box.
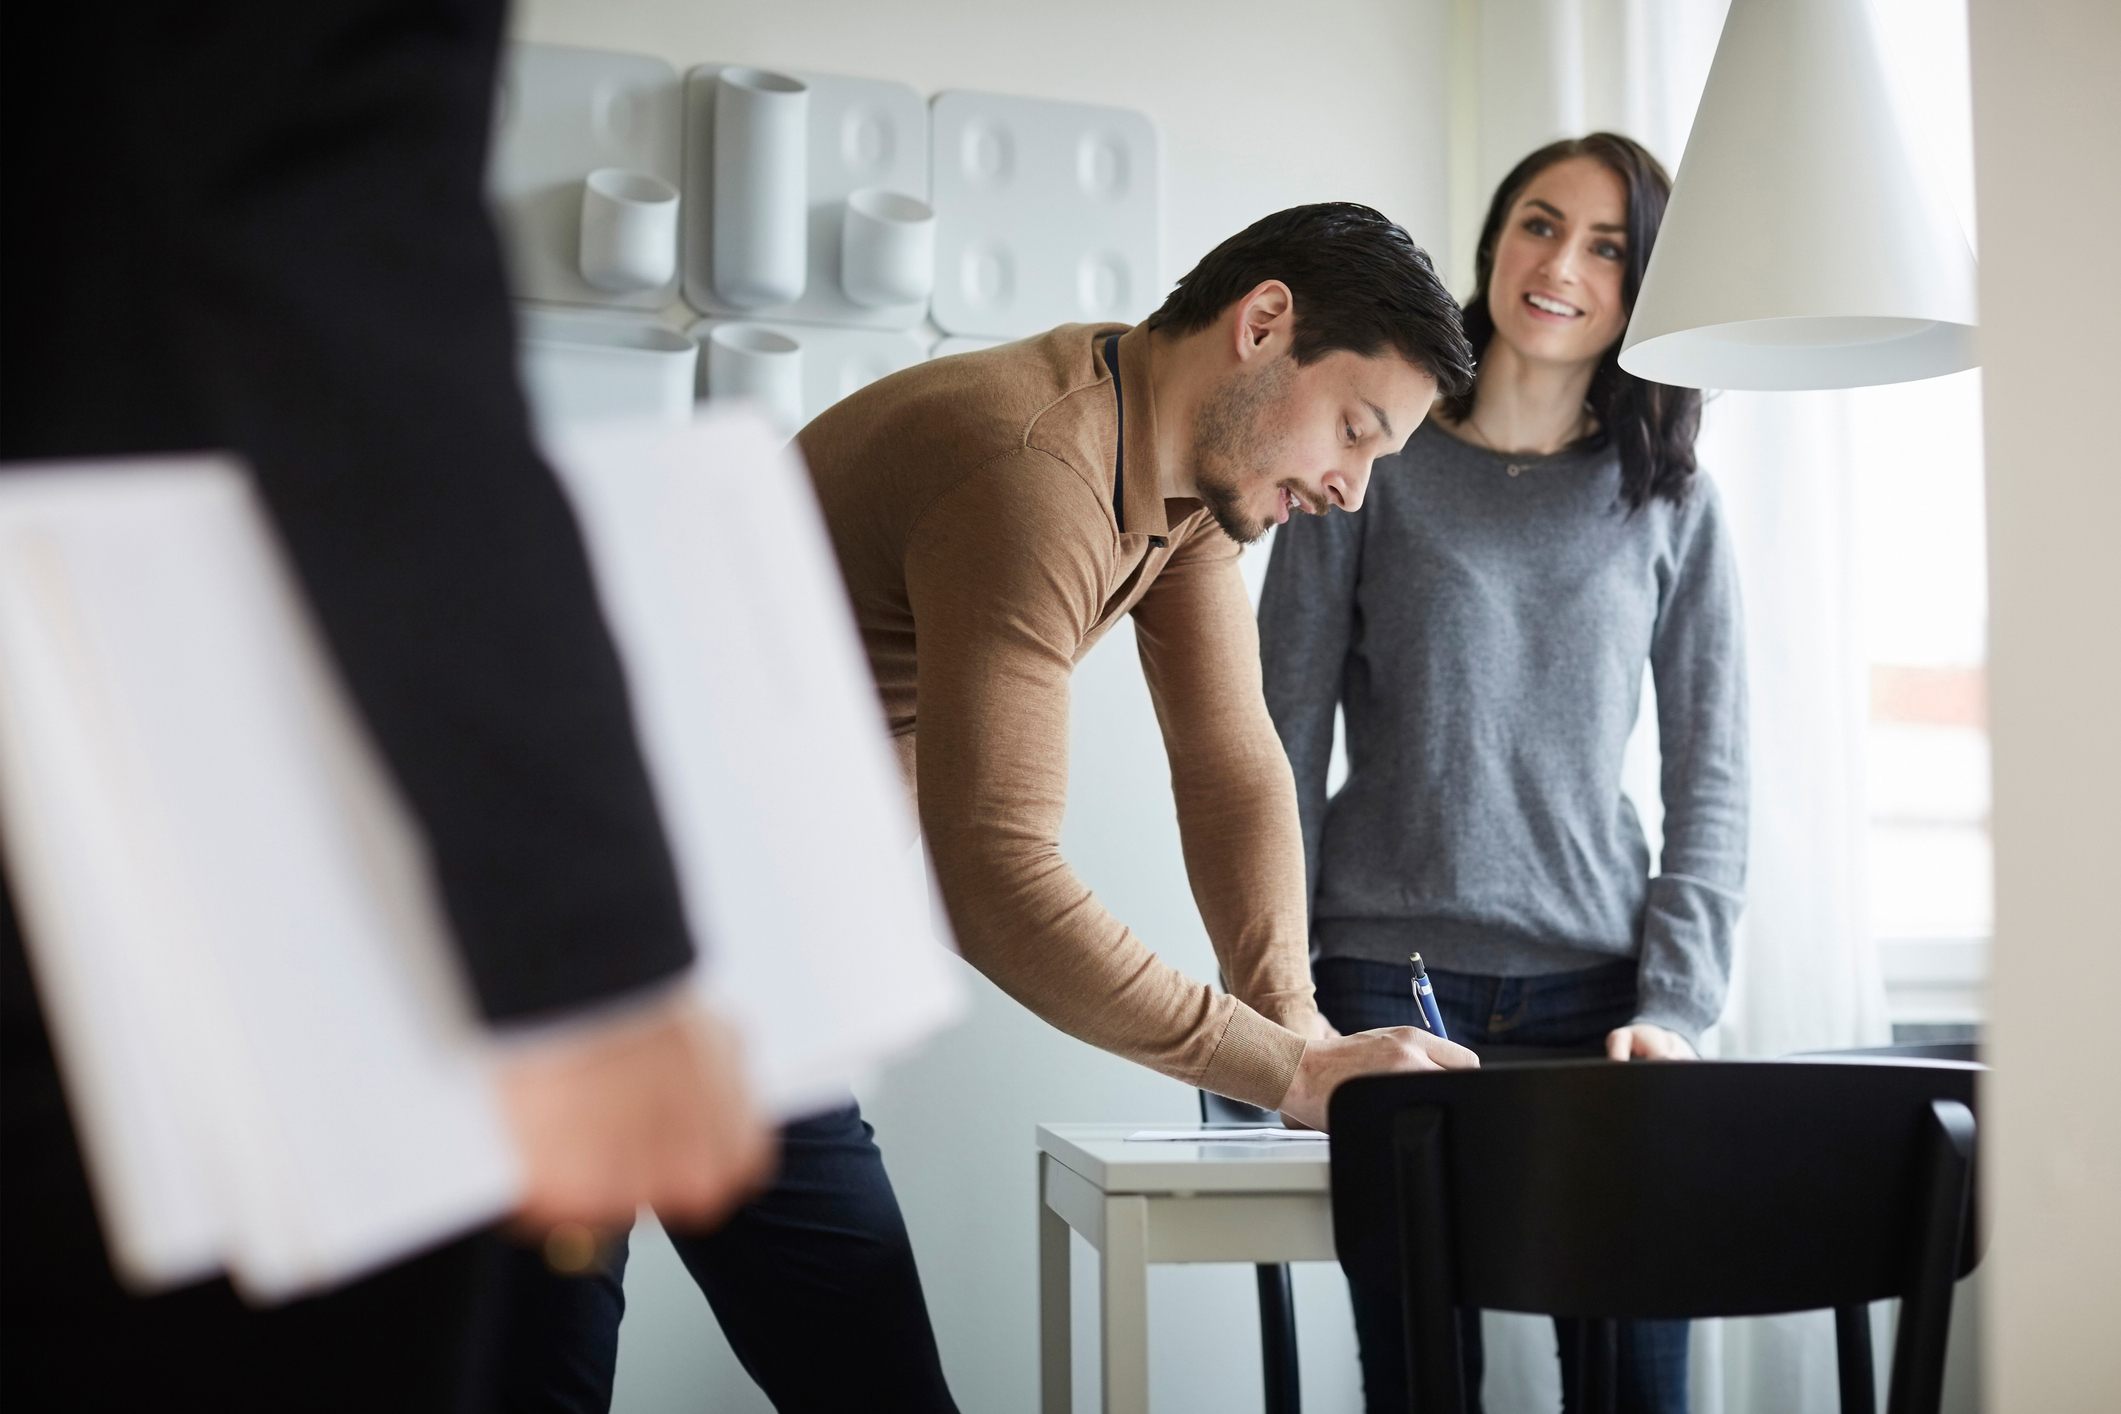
[1277,1026,1479,1132]
[1604,1023,1697,1061]
[496,997,775,1255]
[1273,1011,1340,1129]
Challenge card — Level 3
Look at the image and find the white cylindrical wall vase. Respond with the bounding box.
[712,68,810,309]
[705,323,803,437]
[516,310,697,437]
[578,168,680,293]
[840,187,935,308]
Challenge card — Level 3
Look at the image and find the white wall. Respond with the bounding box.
[1967,2,2121,1410]
[508,2,1454,1410]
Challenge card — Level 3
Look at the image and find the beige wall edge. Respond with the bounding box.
[1969,0,2121,1408]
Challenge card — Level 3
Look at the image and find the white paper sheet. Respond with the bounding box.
[1124,1127,1325,1143]
[0,411,961,1302]
[543,414,963,1116]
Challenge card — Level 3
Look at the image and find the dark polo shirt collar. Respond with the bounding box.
[1106,322,1184,546]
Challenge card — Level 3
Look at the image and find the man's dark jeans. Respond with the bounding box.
[495,1099,958,1412]
[1313,955,1691,1414]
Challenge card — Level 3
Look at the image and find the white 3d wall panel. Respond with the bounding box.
[491,45,684,311]
[683,65,933,330]
[929,91,1161,339]
[690,319,927,435]
[494,44,1163,431]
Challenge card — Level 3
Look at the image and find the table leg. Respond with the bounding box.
[1100,1193,1150,1414]
[1040,1157,1073,1414]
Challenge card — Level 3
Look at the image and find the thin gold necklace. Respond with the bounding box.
[1462,407,1587,478]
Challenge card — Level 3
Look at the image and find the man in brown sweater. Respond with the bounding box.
[802,204,1479,1123]
[507,205,1480,1412]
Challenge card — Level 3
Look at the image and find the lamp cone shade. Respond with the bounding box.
[1619,0,1978,390]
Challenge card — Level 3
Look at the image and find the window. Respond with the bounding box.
[1856,405,1990,1026]
[1854,0,1987,1027]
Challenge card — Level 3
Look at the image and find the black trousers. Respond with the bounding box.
[495,1101,959,1413]
[0,880,504,1412]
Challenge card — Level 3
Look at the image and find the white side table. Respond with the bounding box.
[1036,1123,1336,1413]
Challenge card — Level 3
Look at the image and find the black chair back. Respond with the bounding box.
[1329,1060,1979,1414]
[1802,1041,1980,1064]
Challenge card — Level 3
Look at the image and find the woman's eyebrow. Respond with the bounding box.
[1526,196,1626,234]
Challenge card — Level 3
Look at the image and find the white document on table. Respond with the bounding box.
[1125,1127,1326,1143]
[0,411,961,1304]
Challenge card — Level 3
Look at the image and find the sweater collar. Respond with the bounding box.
[1107,323,1179,541]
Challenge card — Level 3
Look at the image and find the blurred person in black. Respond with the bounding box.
[0,2,771,1409]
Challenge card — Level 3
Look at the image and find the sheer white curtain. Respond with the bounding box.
[1445,2,1895,1410]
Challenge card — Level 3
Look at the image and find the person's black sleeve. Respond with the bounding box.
[0,0,698,1021]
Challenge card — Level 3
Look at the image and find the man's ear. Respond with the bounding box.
[1230,280,1294,364]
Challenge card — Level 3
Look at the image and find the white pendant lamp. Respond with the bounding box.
[1618,0,1978,390]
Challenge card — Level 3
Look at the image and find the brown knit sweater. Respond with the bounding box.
[796,322,1316,1108]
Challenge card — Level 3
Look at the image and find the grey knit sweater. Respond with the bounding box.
[1258,419,1749,1043]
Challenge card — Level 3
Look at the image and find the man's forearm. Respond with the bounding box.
[1170,725,1319,1029]
[928,831,1308,1108]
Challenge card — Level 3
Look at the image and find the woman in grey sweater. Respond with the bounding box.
[1260,133,1747,1413]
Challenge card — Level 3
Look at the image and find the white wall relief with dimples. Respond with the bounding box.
[691,319,927,435]
[929,91,1161,339]
[683,66,931,330]
[491,45,684,310]
[492,44,1163,423]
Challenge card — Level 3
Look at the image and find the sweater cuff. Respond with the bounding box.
[1244,985,1322,1033]
[1200,1003,1309,1111]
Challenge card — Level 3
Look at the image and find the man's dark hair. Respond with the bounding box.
[1145,203,1474,397]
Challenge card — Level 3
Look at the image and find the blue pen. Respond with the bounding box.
[1410,952,1448,1041]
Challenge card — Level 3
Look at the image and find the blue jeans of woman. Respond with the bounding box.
[1312,956,1690,1414]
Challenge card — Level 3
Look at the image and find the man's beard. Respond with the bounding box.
[1190,357,1295,545]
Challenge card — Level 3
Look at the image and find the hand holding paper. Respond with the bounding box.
[0,412,961,1302]
[496,997,774,1238]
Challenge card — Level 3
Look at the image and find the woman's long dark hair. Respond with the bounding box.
[1441,133,1701,510]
